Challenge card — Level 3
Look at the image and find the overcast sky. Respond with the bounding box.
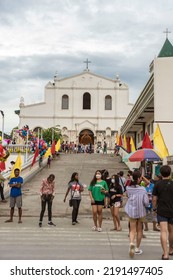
[0,0,173,133]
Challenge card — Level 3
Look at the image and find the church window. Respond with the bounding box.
[105,95,112,110]
[62,95,69,109]
[83,92,91,109]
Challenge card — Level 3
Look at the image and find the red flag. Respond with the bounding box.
[51,141,56,155]
[118,135,123,146]
[31,147,39,167]
[127,137,131,153]
[0,161,6,171]
[142,132,153,149]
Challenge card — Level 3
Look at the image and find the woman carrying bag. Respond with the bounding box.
[39,174,56,227]
[64,172,84,225]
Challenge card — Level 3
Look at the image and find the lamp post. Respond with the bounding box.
[51,125,60,142]
[0,110,4,142]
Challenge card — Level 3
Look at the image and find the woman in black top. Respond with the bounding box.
[102,170,111,208]
[109,174,123,231]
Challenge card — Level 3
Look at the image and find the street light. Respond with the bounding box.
[51,125,60,142]
[0,110,4,142]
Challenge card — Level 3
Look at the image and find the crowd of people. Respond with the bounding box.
[60,141,109,154]
[1,162,173,260]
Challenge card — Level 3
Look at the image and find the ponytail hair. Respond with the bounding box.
[130,171,141,187]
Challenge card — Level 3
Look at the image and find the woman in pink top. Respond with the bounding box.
[39,174,55,227]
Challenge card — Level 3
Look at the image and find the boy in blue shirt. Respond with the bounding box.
[5,168,23,223]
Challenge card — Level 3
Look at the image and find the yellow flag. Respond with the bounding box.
[123,135,127,150]
[130,137,136,152]
[153,124,169,158]
[55,139,60,152]
[44,147,52,158]
[10,153,22,178]
[115,133,119,144]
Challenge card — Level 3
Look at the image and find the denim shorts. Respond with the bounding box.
[157,214,173,224]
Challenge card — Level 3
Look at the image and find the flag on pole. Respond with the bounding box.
[130,137,136,152]
[127,137,131,153]
[153,124,169,158]
[118,135,123,146]
[142,132,153,149]
[115,133,119,144]
[44,147,51,158]
[10,153,22,178]
[31,147,39,167]
[55,139,61,152]
[51,141,56,155]
[123,135,127,150]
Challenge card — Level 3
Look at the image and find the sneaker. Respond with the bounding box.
[129,243,135,258]
[48,221,56,226]
[92,226,97,231]
[97,227,102,232]
[72,222,76,225]
[135,248,143,255]
[39,222,42,227]
[75,220,79,223]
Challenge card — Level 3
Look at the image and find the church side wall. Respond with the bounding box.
[154,57,173,155]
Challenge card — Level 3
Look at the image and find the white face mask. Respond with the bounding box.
[111,179,115,183]
[96,174,101,179]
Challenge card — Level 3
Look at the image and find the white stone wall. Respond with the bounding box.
[154,57,173,155]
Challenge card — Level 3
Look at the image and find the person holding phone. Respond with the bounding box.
[88,170,109,232]
[64,172,84,225]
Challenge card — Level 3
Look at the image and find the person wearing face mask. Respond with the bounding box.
[109,174,123,231]
[88,170,109,232]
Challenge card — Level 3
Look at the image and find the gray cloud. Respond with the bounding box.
[0,0,173,133]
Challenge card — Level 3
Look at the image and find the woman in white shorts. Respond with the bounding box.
[109,174,123,231]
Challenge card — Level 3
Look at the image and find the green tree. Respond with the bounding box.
[42,128,61,143]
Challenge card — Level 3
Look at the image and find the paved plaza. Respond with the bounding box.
[0,153,163,260]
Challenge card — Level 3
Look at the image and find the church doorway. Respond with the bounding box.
[79,129,94,145]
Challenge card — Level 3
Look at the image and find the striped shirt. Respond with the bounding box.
[40,179,55,196]
[125,185,149,218]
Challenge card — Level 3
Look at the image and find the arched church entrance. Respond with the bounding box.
[79,129,94,145]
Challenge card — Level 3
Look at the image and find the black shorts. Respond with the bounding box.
[91,200,104,206]
[157,214,173,224]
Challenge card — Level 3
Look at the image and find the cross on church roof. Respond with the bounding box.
[83,58,91,70]
[163,28,171,39]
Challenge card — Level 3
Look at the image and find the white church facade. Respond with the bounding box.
[17,68,133,149]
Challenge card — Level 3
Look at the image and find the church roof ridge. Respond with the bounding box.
[158,38,173,57]
[58,70,115,83]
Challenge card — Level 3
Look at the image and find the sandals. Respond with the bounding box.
[129,243,135,258]
[116,227,122,231]
[162,254,169,260]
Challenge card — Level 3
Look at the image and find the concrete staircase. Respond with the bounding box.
[0,153,129,219]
